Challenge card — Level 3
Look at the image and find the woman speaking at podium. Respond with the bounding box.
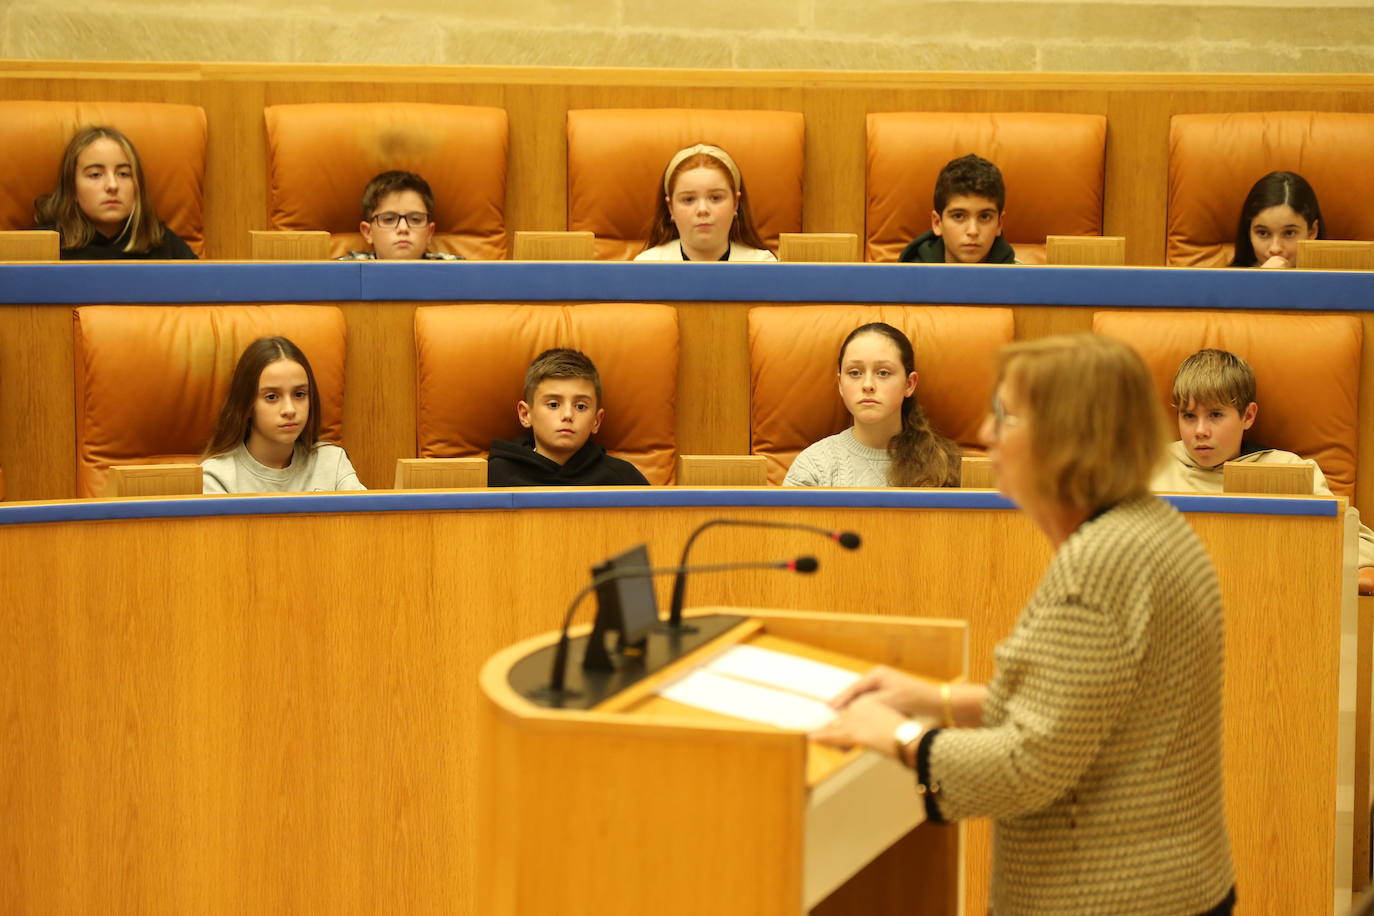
[815,334,1235,915]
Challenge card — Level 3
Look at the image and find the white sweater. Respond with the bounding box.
[633,240,776,262]
[783,428,889,487]
[201,442,366,494]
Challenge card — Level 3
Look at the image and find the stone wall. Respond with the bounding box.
[2,0,1373,72]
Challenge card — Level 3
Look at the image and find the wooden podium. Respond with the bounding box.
[478,608,967,915]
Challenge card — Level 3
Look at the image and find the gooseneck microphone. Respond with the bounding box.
[667,519,861,628]
[545,555,818,697]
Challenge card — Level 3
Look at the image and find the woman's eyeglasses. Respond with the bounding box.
[368,211,431,229]
[991,394,1022,437]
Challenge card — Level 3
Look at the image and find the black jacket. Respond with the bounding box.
[897,229,1016,264]
[487,431,650,487]
[36,224,198,261]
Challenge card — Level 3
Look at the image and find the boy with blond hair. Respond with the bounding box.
[487,348,650,487]
[1151,347,1374,592]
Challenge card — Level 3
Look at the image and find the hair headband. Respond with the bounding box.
[663,144,742,195]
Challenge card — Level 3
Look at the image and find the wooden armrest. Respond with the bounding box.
[959,456,996,489]
[0,230,60,262]
[394,457,487,489]
[777,233,859,263]
[1297,240,1374,271]
[1045,235,1126,266]
[105,463,204,498]
[249,230,331,261]
[676,455,768,487]
[512,231,596,261]
[1222,462,1315,495]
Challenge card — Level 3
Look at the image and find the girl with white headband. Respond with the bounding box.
[634,143,776,262]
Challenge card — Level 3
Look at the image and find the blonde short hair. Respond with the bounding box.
[1171,348,1256,411]
[998,333,1166,513]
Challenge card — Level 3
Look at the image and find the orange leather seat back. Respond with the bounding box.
[566,109,804,260]
[0,101,207,255]
[866,112,1107,264]
[414,304,678,484]
[1168,112,1374,267]
[264,103,509,260]
[749,305,1015,484]
[74,305,347,498]
[1092,311,1362,497]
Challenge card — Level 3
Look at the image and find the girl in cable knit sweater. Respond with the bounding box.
[783,322,961,488]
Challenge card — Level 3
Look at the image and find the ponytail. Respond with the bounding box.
[887,395,962,487]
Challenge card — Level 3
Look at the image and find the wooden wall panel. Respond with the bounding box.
[0,305,76,499]
[0,500,1350,915]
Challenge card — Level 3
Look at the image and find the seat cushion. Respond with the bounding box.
[0,101,207,255]
[1092,310,1362,497]
[749,305,1015,484]
[265,103,509,260]
[866,112,1107,264]
[74,305,346,497]
[1167,112,1374,267]
[566,109,804,261]
[415,304,679,485]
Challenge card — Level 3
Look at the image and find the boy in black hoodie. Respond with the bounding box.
[487,348,650,487]
[898,154,1017,265]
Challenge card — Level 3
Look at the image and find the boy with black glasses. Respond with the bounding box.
[338,170,463,260]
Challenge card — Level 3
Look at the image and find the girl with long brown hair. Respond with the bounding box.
[34,125,196,260]
[201,337,364,494]
[784,322,961,488]
[633,143,775,262]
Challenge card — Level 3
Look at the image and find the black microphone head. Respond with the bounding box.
[790,555,819,574]
[835,531,861,550]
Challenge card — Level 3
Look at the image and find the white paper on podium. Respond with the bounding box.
[656,644,862,731]
[703,644,861,702]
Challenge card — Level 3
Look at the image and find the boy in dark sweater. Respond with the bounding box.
[898,154,1017,264]
[487,348,650,487]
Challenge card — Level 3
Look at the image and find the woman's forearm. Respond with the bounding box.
[947,683,987,728]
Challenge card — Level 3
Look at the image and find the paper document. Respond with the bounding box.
[704,644,861,702]
[656,644,862,731]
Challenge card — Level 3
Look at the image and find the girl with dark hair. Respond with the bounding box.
[634,143,776,262]
[201,337,365,494]
[784,322,962,488]
[1229,171,1323,268]
[34,125,196,260]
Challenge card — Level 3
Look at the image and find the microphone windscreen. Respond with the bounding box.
[836,531,861,550]
[791,556,819,573]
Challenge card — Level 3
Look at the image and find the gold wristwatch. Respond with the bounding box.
[893,719,925,767]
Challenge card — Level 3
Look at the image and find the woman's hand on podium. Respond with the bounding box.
[810,693,907,758]
[828,665,939,719]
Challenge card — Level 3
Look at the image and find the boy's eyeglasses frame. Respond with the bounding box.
[368,211,432,229]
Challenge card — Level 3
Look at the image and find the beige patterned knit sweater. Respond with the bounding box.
[927,495,1234,914]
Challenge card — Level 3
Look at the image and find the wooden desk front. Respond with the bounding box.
[0,489,1355,915]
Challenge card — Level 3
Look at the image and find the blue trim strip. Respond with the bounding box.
[2,261,1372,310]
[1160,493,1339,516]
[0,489,1337,526]
[0,262,363,305]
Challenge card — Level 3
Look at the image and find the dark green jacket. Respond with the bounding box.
[897,229,1016,264]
